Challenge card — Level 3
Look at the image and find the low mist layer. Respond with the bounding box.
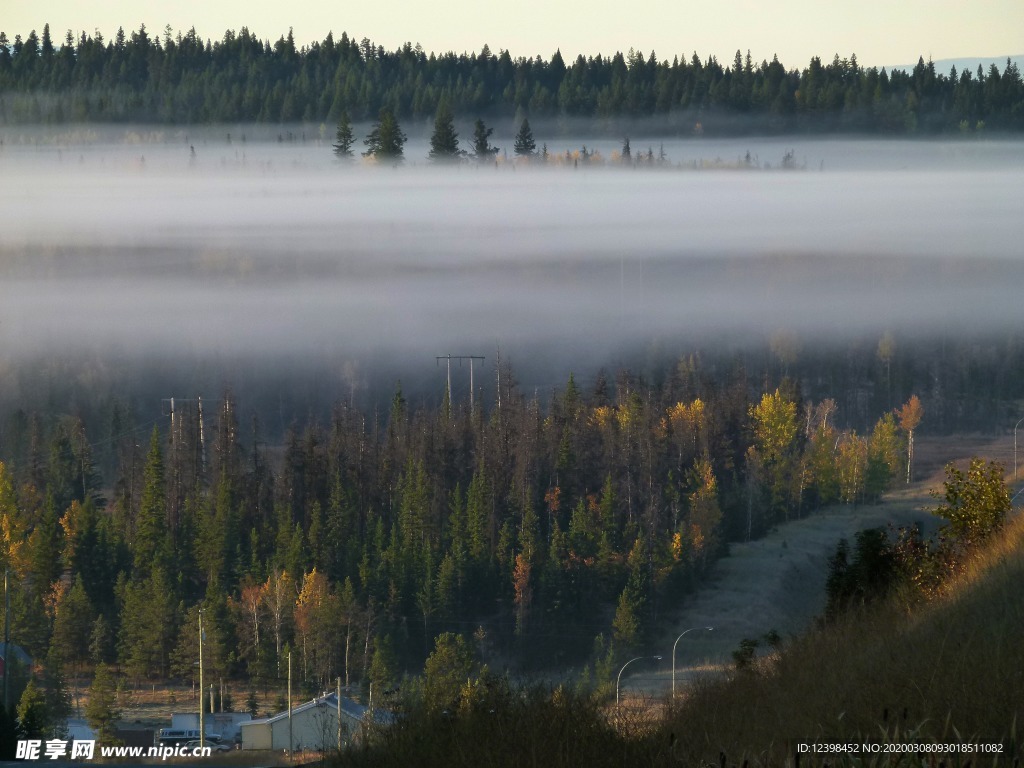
[1,135,1022,396]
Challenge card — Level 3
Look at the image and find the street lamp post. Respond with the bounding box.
[672,626,713,698]
[198,609,204,750]
[616,655,662,706]
[1015,417,1024,480]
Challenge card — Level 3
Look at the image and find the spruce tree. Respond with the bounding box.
[16,678,47,739]
[51,576,95,669]
[423,633,474,712]
[85,665,121,745]
[428,100,462,162]
[41,648,71,737]
[134,427,167,575]
[513,118,536,156]
[472,119,498,162]
[363,107,406,162]
[333,111,354,159]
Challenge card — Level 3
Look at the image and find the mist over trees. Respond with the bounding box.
[0,25,1021,133]
[1,324,1023,725]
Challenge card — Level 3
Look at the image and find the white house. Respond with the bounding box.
[239,693,384,752]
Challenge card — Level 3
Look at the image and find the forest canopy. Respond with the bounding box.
[0,24,1021,132]
[0,349,924,703]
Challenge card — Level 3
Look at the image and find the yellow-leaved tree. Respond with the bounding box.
[897,395,924,483]
[749,389,800,528]
[687,457,721,571]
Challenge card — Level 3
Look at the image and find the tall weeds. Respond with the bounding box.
[657,512,1024,764]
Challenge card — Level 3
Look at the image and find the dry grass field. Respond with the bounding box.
[639,434,1022,696]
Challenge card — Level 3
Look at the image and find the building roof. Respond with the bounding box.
[0,643,32,665]
[65,719,97,741]
[242,694,390,727]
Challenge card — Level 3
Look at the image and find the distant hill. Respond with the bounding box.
[889,54,1023,75]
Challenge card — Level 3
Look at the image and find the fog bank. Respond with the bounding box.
[1,134,1022,402]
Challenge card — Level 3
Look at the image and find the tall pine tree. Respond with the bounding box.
[513,118,536,157]
[333,111,355,159]
[428,99,462,162]
[134,428,167,575]
[472,119,498,162]
[363,107,406,162]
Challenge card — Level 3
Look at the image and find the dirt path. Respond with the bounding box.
[623,434,1020,698]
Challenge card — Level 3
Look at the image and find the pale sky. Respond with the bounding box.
[5,0,1022,70]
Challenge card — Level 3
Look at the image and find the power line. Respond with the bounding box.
[87,414,165,451]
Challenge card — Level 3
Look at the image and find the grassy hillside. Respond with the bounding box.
[659,508,1024,764]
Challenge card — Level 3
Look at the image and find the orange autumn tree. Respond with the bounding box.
[512,553,532,636]
[0,462,27,575]
[294,568,339,688]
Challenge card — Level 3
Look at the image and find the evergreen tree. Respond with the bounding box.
[196,473,237,589]
[513,118,536,156]
[472,119,498,162]
[73,499,125,616]
[363,107,406,162]
[51,575,95,670]
[16,678,47,739]
[612,584,643,652]
[26,503,61,590]
[134,428,167,575]
[368,634,398,691]
[85,665,122,745]
[89,614,114,665]
[333,111,355,159]
[422,632,474,712]
[428,100,462,162]
[118,568,177,680]
[41,648,72,734]
[621,137,631,163]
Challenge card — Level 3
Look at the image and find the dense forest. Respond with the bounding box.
[3,326,1019,734]
[0,24,1022,132]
